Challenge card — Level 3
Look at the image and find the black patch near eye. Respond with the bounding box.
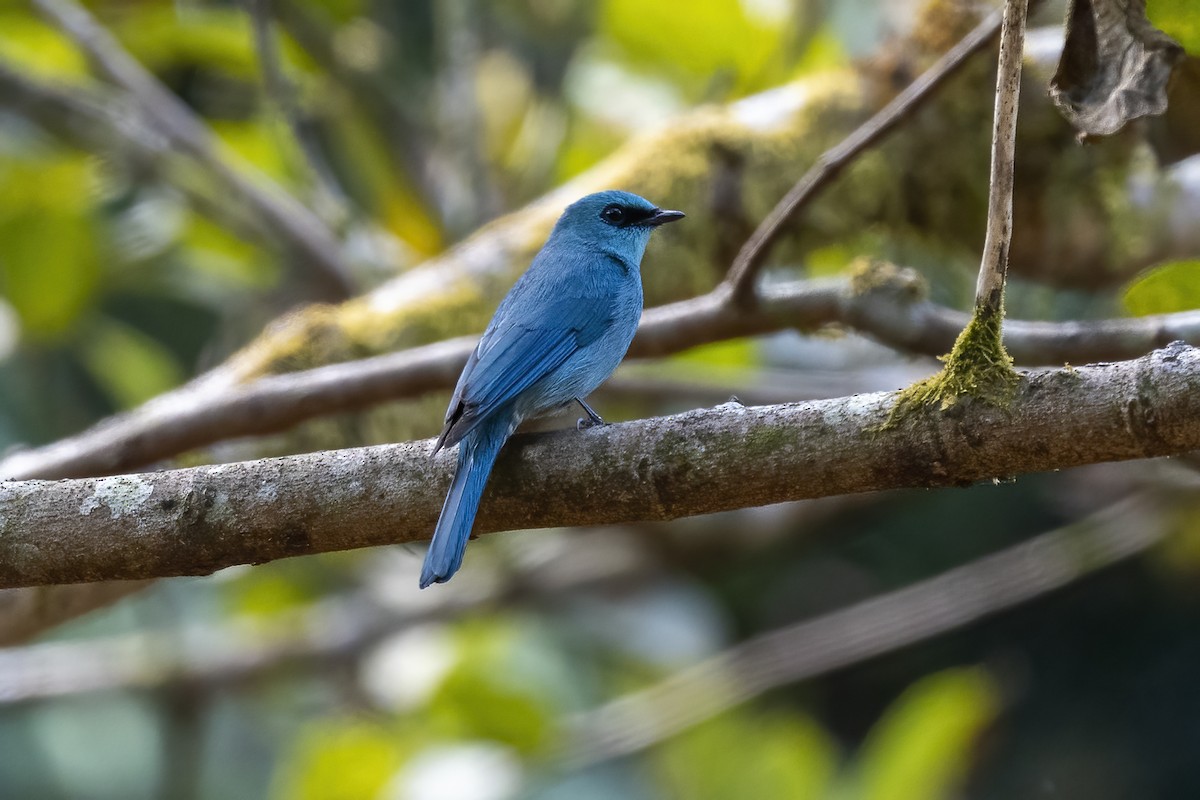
[600,204,626,225]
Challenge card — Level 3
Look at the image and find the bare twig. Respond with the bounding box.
[0,57,288,247]
[271,0,434,203]
[723,11,1004,305]
[0,581,153,645]
[559,492,1167,766]
[0,57,164,153]
[32,0,356,298]
[975,0,1028,314]
[0,539,656,703]
[887,0,1030,412]
[0,594,397,703]
[1,343,1198,589]
[7,270,1200,482]
[243,0,349,225]
[433,0,497,233]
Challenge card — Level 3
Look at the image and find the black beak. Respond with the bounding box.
[645,208,685,227]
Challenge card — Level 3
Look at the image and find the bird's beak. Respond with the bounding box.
[645,209,685,227]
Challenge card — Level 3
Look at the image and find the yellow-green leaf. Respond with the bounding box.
[658,711,838,800]
[0,15,90,79]
[113,7,260,80]
[427,670,550,754]
[600,0,789,95]
[0,210,100,339]
[1148,0,1200,53]
[272,720,406,800]
[1122,260,1200,316]
[853,667,999,800]
[79,318,184,408]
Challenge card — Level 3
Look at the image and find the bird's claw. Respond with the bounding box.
[577,416,604,430]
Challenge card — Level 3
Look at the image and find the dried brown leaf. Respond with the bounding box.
[1050,0,1185,136]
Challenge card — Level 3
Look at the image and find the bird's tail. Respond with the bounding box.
[420,416,509,588]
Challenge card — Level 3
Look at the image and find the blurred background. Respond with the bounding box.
[3,0,1200,797]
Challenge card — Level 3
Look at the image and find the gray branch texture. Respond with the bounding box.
[6,271,1200,482]
[2,343,1198,590]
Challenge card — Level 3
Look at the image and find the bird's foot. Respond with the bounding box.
[575,397,605,429]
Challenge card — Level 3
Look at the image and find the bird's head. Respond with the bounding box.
[551,190,684,261]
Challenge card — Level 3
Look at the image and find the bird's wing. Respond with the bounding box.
[434,296,611,451]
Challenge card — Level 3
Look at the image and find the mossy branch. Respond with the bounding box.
[892,0,1028,417]
[890,305,1020,418]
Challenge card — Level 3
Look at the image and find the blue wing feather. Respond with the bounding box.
[435,297,611,451]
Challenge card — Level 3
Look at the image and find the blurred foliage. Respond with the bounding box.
[1122,259,1200,315]
[274,720,408,800]
[658,711,837,800]
[851,668,998,800]
[2,0,1200,799]
[0,14,89,79]
[1148,0,1200,51]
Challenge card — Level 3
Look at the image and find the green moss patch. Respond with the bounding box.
[887,305,1019,425]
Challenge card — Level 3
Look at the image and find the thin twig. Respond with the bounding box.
[243,0,349,225]
[0,540,657,704]
[434,0,498,234]
[0,57,289,247]
[559,492,1167,766]
[975,0,1029,313]
[6,270,1200,482]
[723,11,1004,305]
[31,0,356,298]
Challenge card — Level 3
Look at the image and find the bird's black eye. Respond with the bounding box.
[600,204,626,225]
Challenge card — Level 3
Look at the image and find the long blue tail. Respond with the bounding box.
[420,417,510,588]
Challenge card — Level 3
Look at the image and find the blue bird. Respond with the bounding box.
[421,190,685,588]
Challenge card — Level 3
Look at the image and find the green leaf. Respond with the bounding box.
[0,15,90,79]
[272,720,407,800]
[427,669,550,754]
[78,318,184,408]
[793,26,850,76]
[212,119,295,183]
[672,338,760,370]
[600,0,789,95]
[1148,0,1200,52]
[0,210,100,339]
[1122,260,1200,315]
[0,152,102,338]
[113,8,260,80]
[218,552,367,622]
[658,711,838,800]
[851,667,999,800]
[181,214,281,291]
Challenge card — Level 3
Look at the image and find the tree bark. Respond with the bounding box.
[2,343,1197,590]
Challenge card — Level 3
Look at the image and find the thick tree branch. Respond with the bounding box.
[1,344,1197,589]
[6,269,1200,482]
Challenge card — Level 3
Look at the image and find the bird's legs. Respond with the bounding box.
[576,397,605,430]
